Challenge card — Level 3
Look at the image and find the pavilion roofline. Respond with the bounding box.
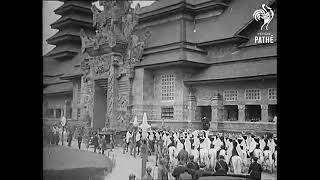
[44,50,78,60]
[135,59,210,69]
[196,36,249,48]
[54,2,93,15]
[51,18,92,30]
[47,34,80,46]
[138,0,230,23]
[184,74,277,85]
[60,74,82,80]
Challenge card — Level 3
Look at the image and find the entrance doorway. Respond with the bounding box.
[245,105,261,122]
[268,104,277,122]
[93,80,108,129]
[224,105,238,121]
[199,106,212,121]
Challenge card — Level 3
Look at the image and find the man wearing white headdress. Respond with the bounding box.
[175,138,184,158]
[199,133,210,167]
[259,137,266,151]
[126,130,132,152]
[231,139,243,174]
[184,135,191,155]
[226,138,233,165]
[213,135,223,152]
[208,135,217,170]
[193,135,200,151]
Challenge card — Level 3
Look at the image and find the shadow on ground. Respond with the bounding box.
[43,167,107,180]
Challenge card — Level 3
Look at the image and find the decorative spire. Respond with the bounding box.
[45,1,94,60]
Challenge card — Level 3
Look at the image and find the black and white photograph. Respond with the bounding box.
[43,0,277,180]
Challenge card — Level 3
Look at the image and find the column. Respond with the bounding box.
[261,104,269,122]
[187,88,196,129]
[53,108,57,119]
[210,93,223,131]
[64,100,67,118]
[107,54,120,129]
[238,105,245,122]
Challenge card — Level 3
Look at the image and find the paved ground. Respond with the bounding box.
[57,140,277,180]
[43,144,114,180]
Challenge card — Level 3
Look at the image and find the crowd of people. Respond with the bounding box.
[124,128,277,180]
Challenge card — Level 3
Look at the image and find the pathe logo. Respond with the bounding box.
[253,4,274,31]
[253,4,275,44]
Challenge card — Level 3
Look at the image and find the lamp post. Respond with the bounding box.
[139,113,151,179]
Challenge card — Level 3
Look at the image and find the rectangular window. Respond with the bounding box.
[223,90,238,101]
[56,109,62,118]
[161,106,174,119]
[268,88,277,100]
[161,74,175,100]
[46,109,54,118]
[245,89,261,100]
[66,108,72,119]
[224,105,238,121]
[245,105,261,122]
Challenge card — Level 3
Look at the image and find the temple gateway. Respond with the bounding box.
[43,0,277,134]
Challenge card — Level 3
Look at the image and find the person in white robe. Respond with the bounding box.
[231,140,243,174]
[199,137,210,167]
[184,137,191,155]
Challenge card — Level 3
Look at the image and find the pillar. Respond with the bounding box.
[187,88,196,129]
[238,105,245,122]
[261,104,269,122]
[53,108,57,119]
[106,54,120,129]
[210,93,223,131]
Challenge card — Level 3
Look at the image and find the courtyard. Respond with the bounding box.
[44,140,277,180]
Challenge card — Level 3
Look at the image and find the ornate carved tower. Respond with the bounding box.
[80,0,151,131]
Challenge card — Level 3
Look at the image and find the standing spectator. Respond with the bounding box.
[123,136,127,154]
[142,167,154,180]
[67,129,73,147]
[130,129,137,157]
[110,135,114,152]
[136,130,141,155]
[54,126,60,145]
[101,135,107,155]
[194,162,212,180]
[186,155,199,180]
[214,155,229,175]
[77,132,82,150]
[49,126,54,145]
[126,130,132,152]
[98,134,102,153]
[248,157,263,180]
[172,160,188,180]
[93,132,99,153]
[158,157,169,180]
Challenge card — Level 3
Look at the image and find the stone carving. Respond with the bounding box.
[80,59,91,83]
[79,0,151,130]
[118,94,128,110]
[261,104,268,110]
[238,105,245,110]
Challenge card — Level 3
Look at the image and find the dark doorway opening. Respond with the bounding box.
[268,104,277,122]
[224,105,238,121]
[199,106,212,121]
[245,105,261,122]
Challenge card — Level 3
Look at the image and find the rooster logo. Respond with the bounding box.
[253,4,274,30]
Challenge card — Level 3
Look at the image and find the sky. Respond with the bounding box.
[43,1,154,55]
